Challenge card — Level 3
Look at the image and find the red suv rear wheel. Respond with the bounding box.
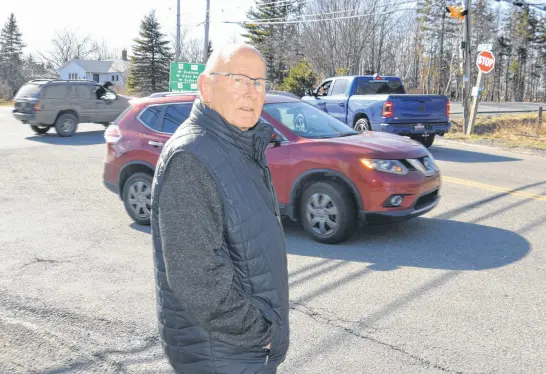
[122,172,153,225]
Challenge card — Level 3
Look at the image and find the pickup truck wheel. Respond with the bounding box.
[413,134,435,148]
[300,181,357,244]
[122,172,153,226]
[54,113,78,137]
[30,125,51,135]
[354,118,371,132]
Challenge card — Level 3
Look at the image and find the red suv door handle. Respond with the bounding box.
[148,141,164,147]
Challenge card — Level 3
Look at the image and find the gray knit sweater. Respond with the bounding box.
[157,150,276,348]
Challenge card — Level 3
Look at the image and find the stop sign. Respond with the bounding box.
[476,50,495,74]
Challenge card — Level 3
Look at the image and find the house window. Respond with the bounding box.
[111,74,119,81]
[68,73,79,80]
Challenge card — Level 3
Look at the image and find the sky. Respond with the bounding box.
[0,0,256,60]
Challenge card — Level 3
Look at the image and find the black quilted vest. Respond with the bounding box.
[151,98,290,374]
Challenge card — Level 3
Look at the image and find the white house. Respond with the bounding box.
[56,51,130,89]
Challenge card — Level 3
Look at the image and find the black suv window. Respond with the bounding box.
[15,83,41,99]
[43,84,68,99]
[139,105,163,131]
[162,103,193,134]
[74,84,93,99]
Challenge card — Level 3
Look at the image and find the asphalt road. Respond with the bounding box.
[450,101,544,117]
[1,107,545,374]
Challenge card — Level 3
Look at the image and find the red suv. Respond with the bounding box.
[103,93,441,243]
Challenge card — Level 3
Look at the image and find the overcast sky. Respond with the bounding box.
[1,0,255,59]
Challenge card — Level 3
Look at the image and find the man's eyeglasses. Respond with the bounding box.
[210,72,272,94]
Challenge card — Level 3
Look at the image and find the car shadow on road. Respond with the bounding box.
[430,144,521,163]
[128,216,530,272]
[25,130,105,146]
[282,217,530,271]
[130,222,151,234]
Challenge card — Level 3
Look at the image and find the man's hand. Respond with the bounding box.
[264,343,271,350]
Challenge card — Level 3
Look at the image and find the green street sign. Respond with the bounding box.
[169,62,205,92]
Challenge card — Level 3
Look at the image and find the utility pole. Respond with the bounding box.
[176,0,181,61]
[462,0,471,133]
[203,0,211,63]
[447,2,471,130]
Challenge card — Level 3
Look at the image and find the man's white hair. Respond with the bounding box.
[202,43,266,77]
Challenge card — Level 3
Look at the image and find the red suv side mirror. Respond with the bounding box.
[270,132,282,144]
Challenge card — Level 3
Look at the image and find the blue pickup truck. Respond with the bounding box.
[301,75,451,147]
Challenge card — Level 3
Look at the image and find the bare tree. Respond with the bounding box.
[38,29,97,68]
[91,38,115,60]
[302,0,385,77]
[170,27,205,63]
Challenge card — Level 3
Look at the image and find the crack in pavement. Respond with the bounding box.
[0,294,163,373]
[19,257,69,269]
[1,314,161,374]
[289,300,464,374]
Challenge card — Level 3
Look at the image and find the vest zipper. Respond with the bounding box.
[262,166,281,224]
[263,347,270,365]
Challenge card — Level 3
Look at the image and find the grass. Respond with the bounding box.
[446,113,546,151]
[0,100,13,107]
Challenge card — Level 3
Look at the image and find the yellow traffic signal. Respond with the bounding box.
[446,5,467,20]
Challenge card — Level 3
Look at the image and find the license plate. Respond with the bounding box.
[415,124,425,130]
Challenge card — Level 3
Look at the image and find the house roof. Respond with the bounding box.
[58,59,129,74]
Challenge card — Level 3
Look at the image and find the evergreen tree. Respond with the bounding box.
[126,56,139,95]
[242,0,302,86]
[0,13,25,98]
[128,10,173,95]
[279,58,318,97]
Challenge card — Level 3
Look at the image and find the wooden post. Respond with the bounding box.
[467,70,483,136]
[538,106,543,137]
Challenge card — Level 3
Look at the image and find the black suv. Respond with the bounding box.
[12,79,131,137]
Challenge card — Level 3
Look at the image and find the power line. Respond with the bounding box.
[244,0,419,23]
[224,7,419,25]
[243,8,366,23]
[223,0,435,25]
[256,0,312,7]
[497,0,546,10]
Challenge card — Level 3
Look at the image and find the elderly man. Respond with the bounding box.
[150,44,289,374]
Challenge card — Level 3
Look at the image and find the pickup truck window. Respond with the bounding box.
[331,79,349,95]
[317,80,333,96]
[355,79,405,95]
[263,102,358,139]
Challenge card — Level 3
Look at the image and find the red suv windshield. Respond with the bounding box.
[263,102,358,139]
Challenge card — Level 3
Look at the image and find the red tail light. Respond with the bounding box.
[382,101,394,118]
[104,124,122,144]
[34,101,41,111]
[446,100,451,116]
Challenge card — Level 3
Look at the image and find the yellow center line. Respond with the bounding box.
[442,176,546,202]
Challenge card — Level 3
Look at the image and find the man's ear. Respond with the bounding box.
[198,74,211,103]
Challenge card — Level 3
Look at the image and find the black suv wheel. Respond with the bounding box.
[54,113,78,137]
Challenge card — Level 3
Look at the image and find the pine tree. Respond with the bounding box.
[0,13,26,99]
[242,0,302,86]
[128,10,173,95]
[279,58,318,97]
